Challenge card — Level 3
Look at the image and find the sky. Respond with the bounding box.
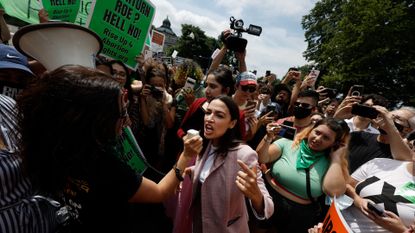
[151,0,317,79]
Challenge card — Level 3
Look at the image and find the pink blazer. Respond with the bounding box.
[191,143,274,233]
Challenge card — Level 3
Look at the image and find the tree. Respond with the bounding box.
[302,0,415,106]
[167,24,221,71]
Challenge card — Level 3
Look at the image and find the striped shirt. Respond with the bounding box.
[0,94,56,233]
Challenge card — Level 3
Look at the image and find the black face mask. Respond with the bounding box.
[293,106,312,119]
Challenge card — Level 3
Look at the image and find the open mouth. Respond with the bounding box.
[204,124,214,134]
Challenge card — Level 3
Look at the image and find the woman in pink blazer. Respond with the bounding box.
[188,95,274,233]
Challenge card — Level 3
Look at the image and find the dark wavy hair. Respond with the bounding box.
[207,95,242,156]
[109,60,130,88]
[16,65,121,194]
[207,66,235,96]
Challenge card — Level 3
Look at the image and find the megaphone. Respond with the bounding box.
[12,22,103,71]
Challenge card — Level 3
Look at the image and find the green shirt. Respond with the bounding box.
[270,138,330,199]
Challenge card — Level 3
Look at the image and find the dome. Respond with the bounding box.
[162,17,171,28]
[156,16,177,37]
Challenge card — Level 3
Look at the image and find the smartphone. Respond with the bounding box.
[282,120,294,127]
[278,124,297,140]
[183,77,196,90]
[367,202,386,217]
[309,69,320,79]
[266,103,276,113]
[247,100,257,109]
[321,88,337,99]
[349,85,364,96]
[351,104,379,119]
[266,102,280,119]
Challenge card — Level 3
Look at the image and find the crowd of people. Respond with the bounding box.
[0,11,414,233]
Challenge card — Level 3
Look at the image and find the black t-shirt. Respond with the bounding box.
[348,131,392,173]
[63,151,142,232]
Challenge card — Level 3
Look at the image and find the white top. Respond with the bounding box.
[199,146,217,183]
[342,158,415,232]
[345,117,380,134]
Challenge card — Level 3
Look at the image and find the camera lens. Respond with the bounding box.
[235,19,244,28]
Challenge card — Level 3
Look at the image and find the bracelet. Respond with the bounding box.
[173,164,184,181]
[264,136,273,143]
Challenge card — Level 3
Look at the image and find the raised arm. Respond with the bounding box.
[322,146,348,197]
[129,135,203,203]
[207,46,227,74]
[256,122,283,163]
[373,106,413,161]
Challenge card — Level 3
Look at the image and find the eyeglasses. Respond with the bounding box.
[294,102,313,109]
[240,85,256,93]
[113,70,126,78]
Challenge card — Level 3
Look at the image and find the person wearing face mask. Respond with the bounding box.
[348,106,415,173]
[275,90,319,134]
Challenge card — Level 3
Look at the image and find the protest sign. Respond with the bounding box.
[171,50,178,58]
[115,126,148,175]
[0,0,91,25]
[321,197,353,233]
[87,0,155,69]
[0,0,42,24]
[41,0,80,22]
[150,29,164,53]
[74,0,91,26]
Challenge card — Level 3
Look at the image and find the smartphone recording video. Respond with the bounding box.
[278,124,297,140]
[246,100,257,109]
[351,104,379,119]
[266,102,281,119]
[349,85,364,97]
[309,69,320,79]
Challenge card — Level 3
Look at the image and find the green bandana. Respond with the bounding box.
[296,140,326,169]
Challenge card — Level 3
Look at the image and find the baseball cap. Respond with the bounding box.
[236,71,257,86]
[0,44,33,75]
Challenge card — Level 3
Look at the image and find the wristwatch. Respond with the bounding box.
[174,164,184,181]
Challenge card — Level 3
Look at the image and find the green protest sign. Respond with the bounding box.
[0,0,42,24]
[87,0,155,69]
[115,127,148,175]
[74,0,91,26]
[0,0,90,26]
[41,0,80,22]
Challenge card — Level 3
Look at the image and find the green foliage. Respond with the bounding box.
[302,0,415,106]
[167,24,222,70]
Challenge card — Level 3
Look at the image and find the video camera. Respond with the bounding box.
[222,16,262,52]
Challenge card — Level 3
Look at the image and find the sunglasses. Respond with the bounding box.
[240,85,257,93]
[294,102,313,109]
